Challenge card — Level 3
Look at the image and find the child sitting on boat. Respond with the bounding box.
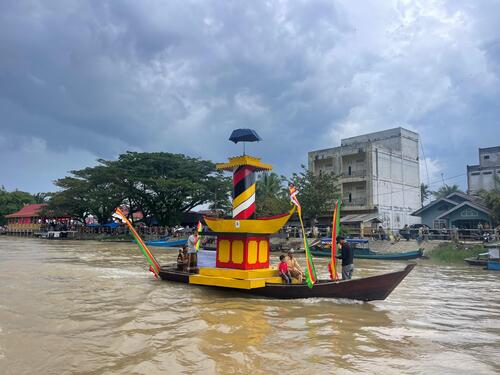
[176,247,188,271]
[279,255,292,284]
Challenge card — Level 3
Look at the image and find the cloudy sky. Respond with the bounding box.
[1,0,499,193]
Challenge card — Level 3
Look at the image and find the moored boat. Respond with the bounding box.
[310,245,424,260]
[144,238,187,247]
[464,252,489,266]
[486,260,500,271]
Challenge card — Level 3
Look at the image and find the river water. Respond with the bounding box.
[0,236,499,375]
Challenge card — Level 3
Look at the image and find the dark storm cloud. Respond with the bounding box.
[0,0,499,192]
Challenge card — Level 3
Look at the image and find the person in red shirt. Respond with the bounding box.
[279,255,292,284]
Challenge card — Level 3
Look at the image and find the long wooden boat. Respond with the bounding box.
[310,245,423,260]
[158,264,415,301]
[464,255,488,266]
[144,238,187,247]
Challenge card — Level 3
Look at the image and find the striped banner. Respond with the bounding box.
[330,199,341,280]
[114,208,160,278]
[233,165,256,219]
[289,185,317,288]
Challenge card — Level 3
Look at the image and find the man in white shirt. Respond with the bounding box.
[187,229,198,272]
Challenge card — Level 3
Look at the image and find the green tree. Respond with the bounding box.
[46,165,126,224]
[0,187,36,225]
[433,184,463,199]
[255,172,289,217]
[477,177,500,224]
[420,183,431,205]
[207,171,232,216]
[105,152,230,225]
[287,165,341,225]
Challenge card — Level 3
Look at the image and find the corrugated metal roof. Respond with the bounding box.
[340,213,382,223]
[4,204,47,218]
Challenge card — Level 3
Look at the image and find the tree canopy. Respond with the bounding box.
[432,184,463,199]
[255,172,290,217]
[0,187,36,225]
[287,165,341,224]
[46,152,231,225]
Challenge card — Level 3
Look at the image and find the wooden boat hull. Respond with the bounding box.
[310,246,423,260]
[158,264,415,301]
[464,257,488,266]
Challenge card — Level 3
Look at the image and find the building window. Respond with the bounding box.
[483,171,492,175]
[348,166,352,176]
[433,219,447,229]
[484,155,490,160]
[461,208,478,217]
[471,172,480,176]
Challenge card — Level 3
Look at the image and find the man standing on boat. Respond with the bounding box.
[338,236,354,280]
[285,249,304,283]
[187,229,198,272]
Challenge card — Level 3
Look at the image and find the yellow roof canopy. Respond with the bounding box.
[216,155,272,172]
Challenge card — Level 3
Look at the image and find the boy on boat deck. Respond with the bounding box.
[279,255,292,284]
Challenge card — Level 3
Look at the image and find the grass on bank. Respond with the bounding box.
[427,242,486,263]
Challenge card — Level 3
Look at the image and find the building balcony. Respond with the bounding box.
[342,170,366,178]
[342,198,367,207]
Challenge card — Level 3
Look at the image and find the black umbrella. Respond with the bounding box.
[229,129,262,155]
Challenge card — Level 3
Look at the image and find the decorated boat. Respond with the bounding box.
[114,129,415,302]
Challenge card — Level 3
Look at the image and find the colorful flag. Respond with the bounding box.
[195,221,203,251]
[289,184,301,214]
[289,185,317,288]
[113,208,160,278]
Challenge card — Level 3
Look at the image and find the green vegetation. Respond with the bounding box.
[287,165,341,225]
[255,172,289,217]
[428,242,485,263]
[0,187,37,225]
[477,176,500,224]
[432,184,463,199]
[45,151,232,226]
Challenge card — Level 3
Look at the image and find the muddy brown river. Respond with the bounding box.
[0,236,499,374]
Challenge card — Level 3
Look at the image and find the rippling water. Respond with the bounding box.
[0,236,499,374]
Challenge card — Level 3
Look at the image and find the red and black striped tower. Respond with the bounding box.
[232,165,256,219]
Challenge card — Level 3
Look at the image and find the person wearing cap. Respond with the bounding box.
[337,236,354,280]
[285,249,304,283]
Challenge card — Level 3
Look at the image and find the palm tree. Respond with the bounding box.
[256,172,284,198]
[420,183,431,205]
[433,184,462,199]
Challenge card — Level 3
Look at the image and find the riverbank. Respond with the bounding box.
[427,242,486,262]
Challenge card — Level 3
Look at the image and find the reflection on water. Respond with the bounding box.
[0,237,499,374]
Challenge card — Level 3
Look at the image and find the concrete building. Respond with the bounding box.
[308,127,421,229]
[467,146,500,194]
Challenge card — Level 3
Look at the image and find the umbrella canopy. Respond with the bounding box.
[229,129,262,143]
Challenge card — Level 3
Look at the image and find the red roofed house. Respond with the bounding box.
[5,204,47,234]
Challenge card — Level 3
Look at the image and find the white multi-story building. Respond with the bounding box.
[467,146,500,194]
[308,127,421,229]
